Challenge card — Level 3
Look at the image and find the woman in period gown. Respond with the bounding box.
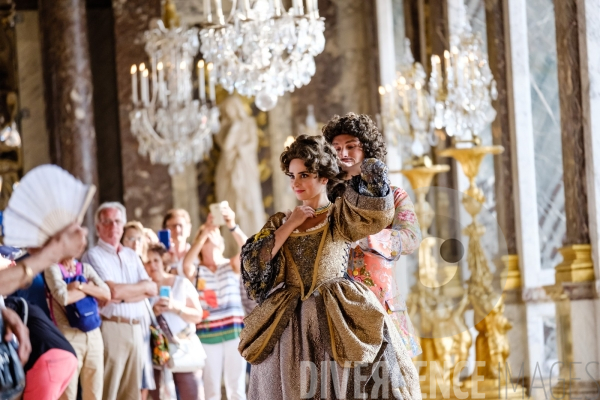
[239,135,421,400]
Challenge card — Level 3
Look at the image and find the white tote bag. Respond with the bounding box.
[167,332,207,373]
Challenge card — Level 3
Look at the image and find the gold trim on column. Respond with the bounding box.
[502,254,521,290]
[555,244,595,283]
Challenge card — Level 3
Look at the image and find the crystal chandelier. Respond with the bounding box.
[129,1,220,175]
[199,0,326,111]
[379,39,438,163]
[429,21,497,142]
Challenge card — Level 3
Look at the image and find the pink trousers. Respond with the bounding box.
[23,348,78,400]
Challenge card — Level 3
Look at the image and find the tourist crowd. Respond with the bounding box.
[0,202,251,400]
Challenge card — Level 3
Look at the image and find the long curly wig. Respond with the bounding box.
[322,112,387,162]
[280,134,340,181]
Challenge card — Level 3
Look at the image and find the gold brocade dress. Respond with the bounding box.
[239,159,422,400]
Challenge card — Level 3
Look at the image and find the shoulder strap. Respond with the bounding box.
[195,264,201,290]
[75,261,83,276]
[42,268,60,326]
[145,298,159,327]
[57,263,69,279]
[18,298,28,325]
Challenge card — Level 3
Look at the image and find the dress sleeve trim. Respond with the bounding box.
[344,185,395,211]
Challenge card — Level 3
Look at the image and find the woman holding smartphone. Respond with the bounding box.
[162,209,194,274]
[182,206,248,400]
[145,243,205,400]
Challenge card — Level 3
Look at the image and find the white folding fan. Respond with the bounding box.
[3,164,96,248]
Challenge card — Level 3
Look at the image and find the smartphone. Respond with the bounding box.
[159,286,171,298]
[158,229,171,250]
[209,201,228,226]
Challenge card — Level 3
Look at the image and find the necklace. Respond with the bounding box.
[314,202,332,216]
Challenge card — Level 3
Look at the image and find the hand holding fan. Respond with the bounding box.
[3,165,96,248]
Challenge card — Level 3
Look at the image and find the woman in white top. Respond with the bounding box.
[144,243,204,400]
[162,209,193,274]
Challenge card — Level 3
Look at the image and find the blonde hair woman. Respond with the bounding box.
[121,221,147,261]
[163,209,193,274]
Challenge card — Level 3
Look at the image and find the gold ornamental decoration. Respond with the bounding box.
[437,144,526,399]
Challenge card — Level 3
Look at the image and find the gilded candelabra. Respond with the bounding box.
[400,160,450,288]
[399,161,458,397]
[438,144,524,399]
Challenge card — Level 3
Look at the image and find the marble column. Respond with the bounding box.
[577,0,600,294]
[483,0,529,387]
[578,0,600,378]
[15,11,51,174]
[112,0,173,231]
[544,1,600,399]
[578,0,600,374]
[485,0,517,258]
[553,0,594,284]
[39,0,98,243]
[376,0,396,87]
[0,1,22,210]
[544,282,599,400]
[290,0,380,129]
[426,0,448,72]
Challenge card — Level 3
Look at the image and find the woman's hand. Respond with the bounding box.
[153,297,170,316]
[192,225,217,247]
[222,205,236,229]
[44,223,88,262]
[2,307,31,364]
[67,281,82,291]
[285,206,315,230]
[167,299,185,314]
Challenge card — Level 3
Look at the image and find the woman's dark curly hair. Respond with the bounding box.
[280,134,340,181]
[322,112,387,162]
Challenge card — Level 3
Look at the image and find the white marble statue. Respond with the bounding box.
[215,94,265,256]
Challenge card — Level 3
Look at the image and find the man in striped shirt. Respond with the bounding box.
[83,202,157,400]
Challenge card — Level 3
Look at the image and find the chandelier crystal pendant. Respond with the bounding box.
[129,2,220,175]
[199,0,326,111]
[430,21,497,142]
[379,39,438,164]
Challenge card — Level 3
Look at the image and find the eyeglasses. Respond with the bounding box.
[166,223,185,230]
[100,219,124,226]
[124,236,142,243]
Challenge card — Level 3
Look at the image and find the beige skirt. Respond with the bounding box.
[246,290,422,400]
